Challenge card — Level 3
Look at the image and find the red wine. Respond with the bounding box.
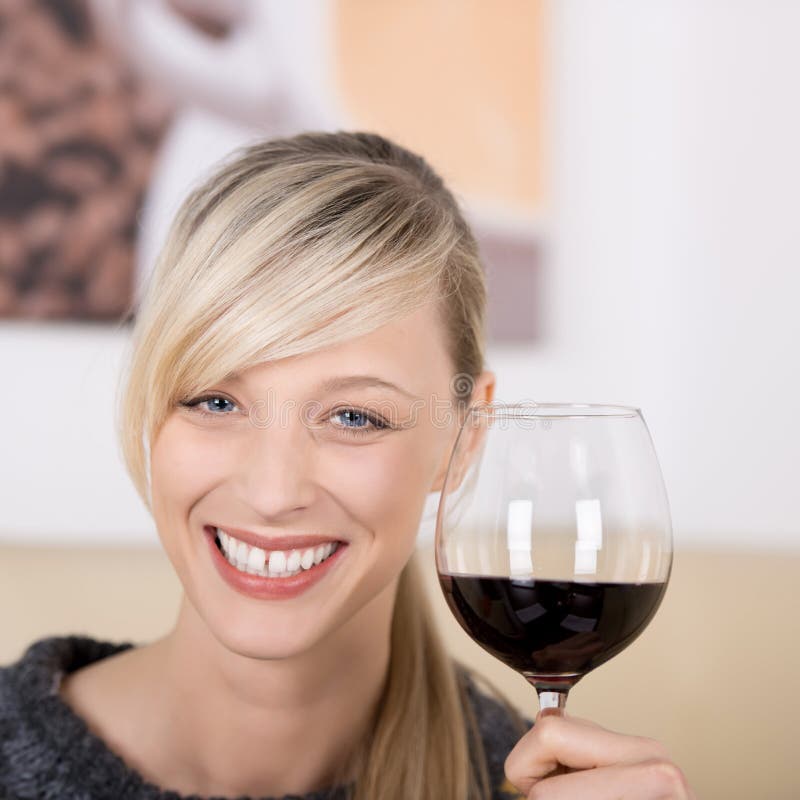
[438,573,667,690]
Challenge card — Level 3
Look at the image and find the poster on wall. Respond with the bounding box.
[0,0,543,342]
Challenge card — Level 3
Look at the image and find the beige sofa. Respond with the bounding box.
[1,543,797,799]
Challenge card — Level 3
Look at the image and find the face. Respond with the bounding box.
[150,300,495,660]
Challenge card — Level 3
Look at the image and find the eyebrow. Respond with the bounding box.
[224,373,420,400]
[316,375,420,400]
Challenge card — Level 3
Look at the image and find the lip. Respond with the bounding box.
[207,524,345,552]
[204,526,347,600]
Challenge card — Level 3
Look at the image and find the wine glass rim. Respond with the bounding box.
[468,401,642,419]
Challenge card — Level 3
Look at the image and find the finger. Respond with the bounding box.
[536,707,604,775]
[504,713,670,795]
[518,758,694,800]
[537,706,607,727]
[537,706,600,722]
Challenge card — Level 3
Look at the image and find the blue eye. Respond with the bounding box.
[181,395,238,416]
[180,396,392,437]
[330,408,389,437]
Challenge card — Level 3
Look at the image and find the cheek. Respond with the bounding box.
[327,435,441,559]
[150,418,239,540]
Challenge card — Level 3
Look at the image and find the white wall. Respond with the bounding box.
[0,322,154,546]
[536,0,800,550]
[1,1,798,550]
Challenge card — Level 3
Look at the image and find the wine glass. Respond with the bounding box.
[435,402,673,721]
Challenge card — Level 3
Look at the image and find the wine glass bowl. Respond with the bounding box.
[435,402,673,712]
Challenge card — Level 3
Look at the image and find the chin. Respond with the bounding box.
[205,604,331,661]
[219,634,312,662]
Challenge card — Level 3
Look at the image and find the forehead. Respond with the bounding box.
[228,301,453,396]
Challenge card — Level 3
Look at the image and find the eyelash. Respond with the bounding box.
[180,395,391,438]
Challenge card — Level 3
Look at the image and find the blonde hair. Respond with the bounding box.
[116,130,525,800]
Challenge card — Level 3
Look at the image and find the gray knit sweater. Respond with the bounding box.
[0,635,532,800]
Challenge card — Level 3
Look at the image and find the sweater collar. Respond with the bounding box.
[2,635,349,800]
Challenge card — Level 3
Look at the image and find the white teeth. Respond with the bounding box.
[300,548,315,570]
[247,546,266,572]
[286,549,301,572]
[215,528,340,579]
[268,550,287,574]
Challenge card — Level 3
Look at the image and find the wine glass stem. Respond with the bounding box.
[535,690,570,775]
[538,690,568,713]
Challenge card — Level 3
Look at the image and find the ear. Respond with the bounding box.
[429,370,496,493]
[480,371,496,406]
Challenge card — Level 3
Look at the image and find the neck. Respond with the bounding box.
[138,577,397,797]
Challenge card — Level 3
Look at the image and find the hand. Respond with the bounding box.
[504,707,696,799]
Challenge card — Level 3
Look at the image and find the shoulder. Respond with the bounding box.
[455,663,535,800]
[0,634,135,794]
[0,634,132,703]
[0,635,64,723]
[0,637,63,789]
[0,637,84,771]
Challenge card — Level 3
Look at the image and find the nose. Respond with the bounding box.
[234,411,318,518]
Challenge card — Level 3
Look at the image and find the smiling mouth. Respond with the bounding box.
[210,526,343,579]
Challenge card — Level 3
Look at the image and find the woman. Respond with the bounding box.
[0,131,695,799]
